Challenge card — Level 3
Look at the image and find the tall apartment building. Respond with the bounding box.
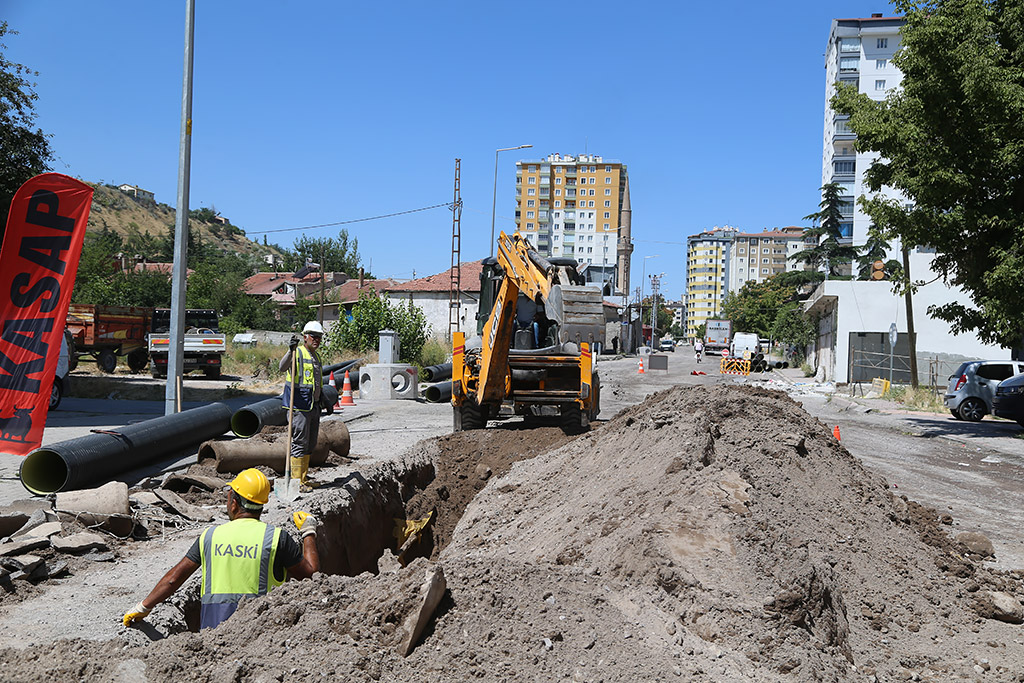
[684,227,809,339]
[727,227,812,292]
[684,227,735,339]
[515,154,632,296]
[823,14,905,248]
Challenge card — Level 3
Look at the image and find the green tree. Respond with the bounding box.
[833,0,1024,346]
[286,229,366,276]
[771,303,815,357]
[789,183,860,276]
[855,228,904,281]
[327,290,428,364]
[0,22,53,233]
[722,278,796,338]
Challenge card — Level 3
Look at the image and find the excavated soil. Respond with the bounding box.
[3,385,1024,681]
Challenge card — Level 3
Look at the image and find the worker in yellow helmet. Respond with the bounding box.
[122,468,320,630]
[281,320,333,489]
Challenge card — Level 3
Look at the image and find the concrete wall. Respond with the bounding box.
[390,291,479,340]
[806,278,1004,383]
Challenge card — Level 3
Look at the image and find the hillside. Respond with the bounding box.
[85,182,281,259]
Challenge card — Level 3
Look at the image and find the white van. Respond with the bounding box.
[730,332,762,359]
[51,330,72,410]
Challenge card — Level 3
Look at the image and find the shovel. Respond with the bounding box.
[274,349,301,503]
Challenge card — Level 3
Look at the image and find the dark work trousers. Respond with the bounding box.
[290,408,320,459]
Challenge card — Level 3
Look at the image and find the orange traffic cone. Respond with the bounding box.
[339,370,356,405]
[833,425,841,441]
[638,357,645,374]
[329,371,342,409]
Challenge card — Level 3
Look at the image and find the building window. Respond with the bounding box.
[554,201,561,207]
[605,165,612,171]
[527,200,535,207]
[840,38,860,53]
[604,189,611,195]
[834,160,855,174]
[554,212,560,218]
[877,38,888,49]
[876,58,887,69]
[839,199,854,217]
[603,223,610,229]
[527,223,534,229]
[589,189,595,196]
[604,200,611,207]
[555,189,562,196]
[875,79,886,91]
[839,222,853,238]
[529,165,537,172]
[604,177,611,183]
[528,188,536,196]
[604,211,610,218]
[836,119,853,135]
[555,177,562,185]
[554,235,559,241]
[527,211,535,218]
[840,57,859,73]
[588,201,595,207]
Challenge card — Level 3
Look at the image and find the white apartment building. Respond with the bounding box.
[727,227,811,292]
[515,154,630,295]
[823,14,905,249]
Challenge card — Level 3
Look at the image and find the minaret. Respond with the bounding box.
[616,173,633,298]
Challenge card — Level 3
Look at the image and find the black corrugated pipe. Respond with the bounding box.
[424,381,453,403]
[322,358,360,378]
[421,363,453,382]
[231,397,287,438]
[20,403,233,495]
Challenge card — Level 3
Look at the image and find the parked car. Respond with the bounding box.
[992,373,1024,427]
[944,360,1024,421]
[659,339,675,352]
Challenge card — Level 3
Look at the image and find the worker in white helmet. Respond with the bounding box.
[279,320,331,488]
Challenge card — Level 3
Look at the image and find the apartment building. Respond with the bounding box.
[823,14,905,248]
[684,226,735,339]
[515,154,631,295]
[727,227,811,291]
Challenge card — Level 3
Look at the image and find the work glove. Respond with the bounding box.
[289,335,300,351]
[293,511,318,538]
[122,601,151,627]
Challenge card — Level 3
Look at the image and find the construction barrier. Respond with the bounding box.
[871,377,891,397]
[720,357,751,376]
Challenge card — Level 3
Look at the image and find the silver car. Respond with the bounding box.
[944,360,1024,421]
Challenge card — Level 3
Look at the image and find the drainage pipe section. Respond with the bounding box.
[20,402,233,495]
[421,363,453,382]
[231,385,340,439]
[198,420,350,473]
[424,381,453,404]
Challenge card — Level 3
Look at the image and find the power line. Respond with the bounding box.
[248,202,454,236]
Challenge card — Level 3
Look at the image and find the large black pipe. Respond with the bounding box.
[231,397,287,438]
[421,363,453,382]
[20,403,233,495]
[424,381,452,403]
[322,359,360,379]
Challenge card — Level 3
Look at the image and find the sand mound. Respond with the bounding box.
[2,385,1022,682]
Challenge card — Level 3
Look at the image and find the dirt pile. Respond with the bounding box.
[2,385,1023,682]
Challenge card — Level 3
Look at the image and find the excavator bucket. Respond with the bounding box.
[546,284,605,347]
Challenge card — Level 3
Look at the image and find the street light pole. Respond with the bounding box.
[491,144,533,257]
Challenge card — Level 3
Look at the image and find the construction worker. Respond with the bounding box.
[122,469,320,630]
[280,320,332,488]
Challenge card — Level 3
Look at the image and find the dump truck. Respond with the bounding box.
[452,231,603,432]
[65,304,153,373]
[704,319,732,356]
[147,309,227,379]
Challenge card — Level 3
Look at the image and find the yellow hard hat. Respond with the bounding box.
[227,468,270,505]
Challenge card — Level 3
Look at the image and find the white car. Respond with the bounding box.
[51,331,72,410]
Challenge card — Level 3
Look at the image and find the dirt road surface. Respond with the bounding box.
[1,351,1023,680]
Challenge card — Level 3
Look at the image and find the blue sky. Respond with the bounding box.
[4,1,898,300]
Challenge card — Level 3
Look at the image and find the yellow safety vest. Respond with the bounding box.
[198,518,285,629]
[283,345,321,411]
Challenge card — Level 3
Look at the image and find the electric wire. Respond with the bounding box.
[248,202,454,236]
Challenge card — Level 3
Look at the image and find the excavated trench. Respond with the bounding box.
[170,424,574,633]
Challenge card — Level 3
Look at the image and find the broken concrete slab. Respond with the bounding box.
[130,491,162,506]
[154,489,215,522]
[51,532,108,554]
[162,473,225,493]
[976,591,1024,624]
[11,509,50,538]
[56,481,130,516]
[44,560,68,579]
[0,537,49,556]
[1,555,43,574]
[55,512,134,538]
[398,564,447,657]
[17,521,62,541]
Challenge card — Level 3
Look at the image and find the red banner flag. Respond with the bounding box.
[0,174,93,456]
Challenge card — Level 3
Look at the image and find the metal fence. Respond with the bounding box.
[849,349,962,396]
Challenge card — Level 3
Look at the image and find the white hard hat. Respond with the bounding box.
[302,321,325,336]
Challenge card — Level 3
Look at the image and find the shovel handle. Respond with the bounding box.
[285,349,298,482]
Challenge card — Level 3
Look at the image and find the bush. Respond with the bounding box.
[325,291,429,365]
[888,385,944,413]
[419,337,449,367]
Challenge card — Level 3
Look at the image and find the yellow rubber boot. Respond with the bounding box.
[289,457,305,485]
[299,454,315,491]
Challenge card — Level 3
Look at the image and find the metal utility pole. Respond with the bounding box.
[448,159,463,341]
[650,274,663,340]
[902,245,919,388]
[166,0,195,416]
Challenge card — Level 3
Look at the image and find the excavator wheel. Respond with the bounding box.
[560,402,587,435]
[454,403,486,432]
[589,373,601,422]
